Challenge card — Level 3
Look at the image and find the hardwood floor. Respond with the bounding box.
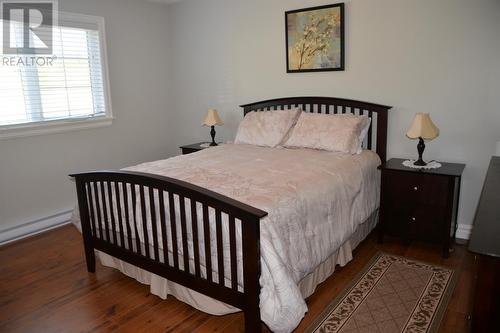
[0,225,473,332]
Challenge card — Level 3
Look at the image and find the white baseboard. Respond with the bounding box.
[0,209,73,246]
[456,223,473,240]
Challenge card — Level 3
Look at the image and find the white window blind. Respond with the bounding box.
[0,12,111,137]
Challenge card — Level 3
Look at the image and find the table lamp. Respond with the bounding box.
[202,109,224,146]
[406,113,439,166]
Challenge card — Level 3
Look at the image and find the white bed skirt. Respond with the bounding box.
[96,211,378,316]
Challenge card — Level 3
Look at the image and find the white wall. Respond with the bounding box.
[168,0,500,230]
[0,0,173,236]
[1,0,499,241]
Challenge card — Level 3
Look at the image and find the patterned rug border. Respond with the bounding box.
[304,252,459,333]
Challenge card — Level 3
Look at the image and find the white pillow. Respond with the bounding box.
[283,112,369,154]
[234,109,301,148]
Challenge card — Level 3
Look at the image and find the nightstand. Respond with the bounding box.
[378,158,465,258]
[179,142,211,155]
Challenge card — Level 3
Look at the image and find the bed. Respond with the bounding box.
[71,97,391,333]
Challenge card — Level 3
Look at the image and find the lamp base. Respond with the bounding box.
[413,158,427,166]
[209,126,218,146]
[414,137,427,166]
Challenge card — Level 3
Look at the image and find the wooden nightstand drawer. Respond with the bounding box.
[382,204,443,242]
[379,158,465,257]
[383,170,449,207]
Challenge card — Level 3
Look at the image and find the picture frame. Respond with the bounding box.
[285,3,345,73]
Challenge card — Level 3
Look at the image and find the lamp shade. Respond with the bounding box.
[406,113,439,140]
[202,109,224,126]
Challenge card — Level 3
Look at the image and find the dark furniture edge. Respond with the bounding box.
[239,96,391,110]
[70,170,267,219]
[179,142,208,149]
[379,158,466,177]
[468,156,500,257]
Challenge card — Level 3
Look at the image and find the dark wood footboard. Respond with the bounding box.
[70,170,267,332]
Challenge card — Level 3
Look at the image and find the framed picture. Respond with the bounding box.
[285,3,345,73]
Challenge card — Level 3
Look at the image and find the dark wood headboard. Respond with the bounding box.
[240,96,392,162]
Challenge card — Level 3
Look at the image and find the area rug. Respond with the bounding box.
[305,253,457,333]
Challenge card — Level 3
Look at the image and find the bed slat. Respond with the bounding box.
[149,187,160,261]
[131,185,142,255]
[115,182,125,248]
[107,182,117,245]
[202,204,212,283]
[139,186,150,258]
[159,191,169,265]
[367,110,373,149]
[216,209,224,286]
[86,183,97,238]
[179,195,190,272]
[191,199,201,278]
[122,182,133,251]
[229,215,238,291]
[99,181,110,242]
[168,192,179,269]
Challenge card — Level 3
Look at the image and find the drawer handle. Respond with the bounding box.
[413,186,418,191]
[411,217,416,222]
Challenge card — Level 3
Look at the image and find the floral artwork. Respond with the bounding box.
[286,3,344,72]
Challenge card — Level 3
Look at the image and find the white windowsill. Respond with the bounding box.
[0,116,113,140]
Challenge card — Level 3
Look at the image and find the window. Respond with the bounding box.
[0,12,112,139]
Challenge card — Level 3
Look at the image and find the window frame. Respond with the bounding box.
[0,12,113,140]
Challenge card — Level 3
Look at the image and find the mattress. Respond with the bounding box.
[72,143,381,333]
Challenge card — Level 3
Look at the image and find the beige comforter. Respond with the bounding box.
[74,143,380,333]
[132,143,380,332]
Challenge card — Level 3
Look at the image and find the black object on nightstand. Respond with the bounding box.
[179,142,210,155]
[378,158,465,258]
